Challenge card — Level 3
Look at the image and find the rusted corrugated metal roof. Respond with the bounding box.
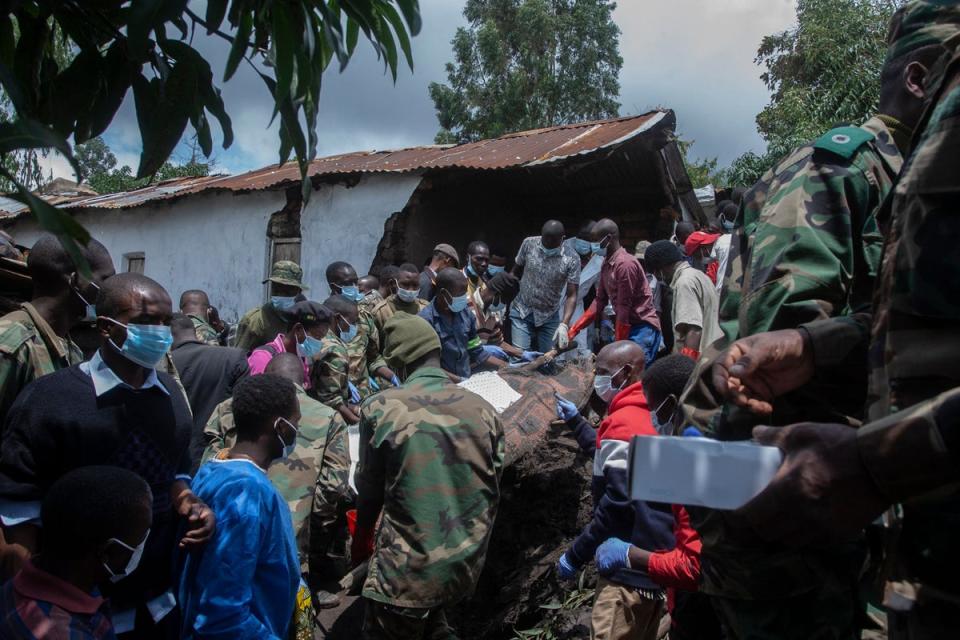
[0,111,670,218]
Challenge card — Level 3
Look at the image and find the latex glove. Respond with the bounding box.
[347,381,362,404]
[482,344,509,360]
[555,395,579,421]
[553,323,570,350]
[596,538,631,575]
[390,375,401,387]
[556,553,578,581]
[521,350,543,362]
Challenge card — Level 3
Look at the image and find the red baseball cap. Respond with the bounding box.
[684,231,722,256]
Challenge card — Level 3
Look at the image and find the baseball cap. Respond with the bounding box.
[433,243,460,267]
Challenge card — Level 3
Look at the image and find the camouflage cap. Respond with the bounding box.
[887,1,960,63]
[263,260,308,290]
[382,311,441,370]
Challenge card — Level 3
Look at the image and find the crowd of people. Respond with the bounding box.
[0,3,957,640]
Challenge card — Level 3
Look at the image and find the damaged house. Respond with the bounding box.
[0,110,703,321]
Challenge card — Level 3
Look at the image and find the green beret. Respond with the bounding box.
[382,312,441,370]
[887,1,960,63]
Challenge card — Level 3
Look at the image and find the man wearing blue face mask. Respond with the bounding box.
[462,240,490,301]
[0,273,216,638]
[371,264,429,346]
[246,301,332,387]
[235,261,309,352]
[511,220,581,353]
[419,268,507,382]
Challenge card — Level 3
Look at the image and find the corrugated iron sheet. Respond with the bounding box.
[0,111,669,218]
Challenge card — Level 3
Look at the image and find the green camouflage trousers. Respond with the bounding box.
[361,599,457,640]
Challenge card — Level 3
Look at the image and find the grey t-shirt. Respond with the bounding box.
[512,236,581,326]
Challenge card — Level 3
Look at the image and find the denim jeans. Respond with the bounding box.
[509,308,560,353]
[629,322,663,368]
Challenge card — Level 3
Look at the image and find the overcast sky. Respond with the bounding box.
[48,0,798,180]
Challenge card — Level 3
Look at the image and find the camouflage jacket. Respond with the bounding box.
[310,319,387,409]
[684,116,905,441]
[0,303,83,422]
[189,314,221,346]
[355,366,504,608]
[234,303,287,352]
[680,116,905,600]
[359,290,384,315]
[370,295,429,349]
[201,388,351,566]
[785,53,960,602]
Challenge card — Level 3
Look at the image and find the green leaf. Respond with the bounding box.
[0,62,28,115]
[345,18,359,56]
[0,14,14,66]
[0,118,82,179]
[377,15,399,81]
[86,42,132,141]
[395,0,422,36]
[224,10,252,82]
[271,1,296,101]
[205,0,228,34]
[380,3,414,70]
[538,602,561,610]
[128,0,164,59]
[135,57,197,178]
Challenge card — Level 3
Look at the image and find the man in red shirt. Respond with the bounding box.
[684,231,722,285]
[569,219,661,365]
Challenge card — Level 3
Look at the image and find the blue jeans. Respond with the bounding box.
[510,308,560,354]
[629,322,663,368]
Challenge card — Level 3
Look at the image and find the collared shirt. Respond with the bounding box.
[513,236,580,326]
[0,560,115,639]
[80,350,169,397]
[595,247,661,331]
[419,303,489,379]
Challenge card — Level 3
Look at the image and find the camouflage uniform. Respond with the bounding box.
[355,366,504,636]
[189,314,221,346]
[201,388,351,573]
[0,303,83,422]
[235,261,309,352]
[311,318,388,408]
[679,115,905,637]
[370,295,430,348]
[802,15,960,636]
[360,290,384,315]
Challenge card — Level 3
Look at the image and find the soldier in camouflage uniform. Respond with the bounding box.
[0,235,114,421]
[678,11,950,637]
[234,261,308,352]
[352,312,504,640]
[370,264,430,346]
[713,7,960,638]
[178,289,221,345]
[311,294,398,425]
[202,354,350,590]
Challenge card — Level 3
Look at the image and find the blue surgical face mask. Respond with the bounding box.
[337,284,364,303]
[722,219,734,232]
[574,238,592,256]
[443,289,469,313]
[275,417,299,459]
[105,318,173,369]
[593,365,626,404]
[297,330,324,359]
[271,296,296,311]
[540,241,562,258]
[487,265,505,276]
[466,263,479,278]
[338,317,358,343]
[395,284,419,304]
[591,242,607,257]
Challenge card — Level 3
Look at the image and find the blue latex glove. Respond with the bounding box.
[390,375,401,387]
[595,538,632,576]
[555,395,579,421]
[347,381,361,404]
[482,344,509,360]
[556,553,578,581]
[682,425,704,437]
[521,350,544,362]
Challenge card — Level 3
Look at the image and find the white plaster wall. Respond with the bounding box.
[7,190,285,322]
[300,172,422,296]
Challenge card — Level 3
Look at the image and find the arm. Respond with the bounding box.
[612,261,640,339]
[187,510,279,639]
[467,315,505,370]
[352,406,386,564]
[201,403,233,464]
[645,505,702,592]
[362,315,389,375]
[567,443,634,568]
[561,282,579,326]
[314,417,351,530]
[511,239,527,279]
[171,480,216,549]
[569,300,598,338]
[310,350,349,411]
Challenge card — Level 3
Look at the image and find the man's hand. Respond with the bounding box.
[595,538,631,575]
[521,350,544,362]
[711,329,815,416]
[347,381,362,405]
[172,484,216,549]
[555,395,579,421]
[733,422,889,547]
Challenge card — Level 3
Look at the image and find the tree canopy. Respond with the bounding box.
[429,0,622,143]
[0,0,421,269]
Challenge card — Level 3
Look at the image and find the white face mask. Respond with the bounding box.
[73,281,100,323]
[275,417,299,459]
[593,365,626,403]
[103,528,150,583]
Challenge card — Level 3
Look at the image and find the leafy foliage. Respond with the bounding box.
[429,0,622,143]
[0,0,421,269]
[724,0,902,186]
[76,136,211,195]
[677,138,724,189]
